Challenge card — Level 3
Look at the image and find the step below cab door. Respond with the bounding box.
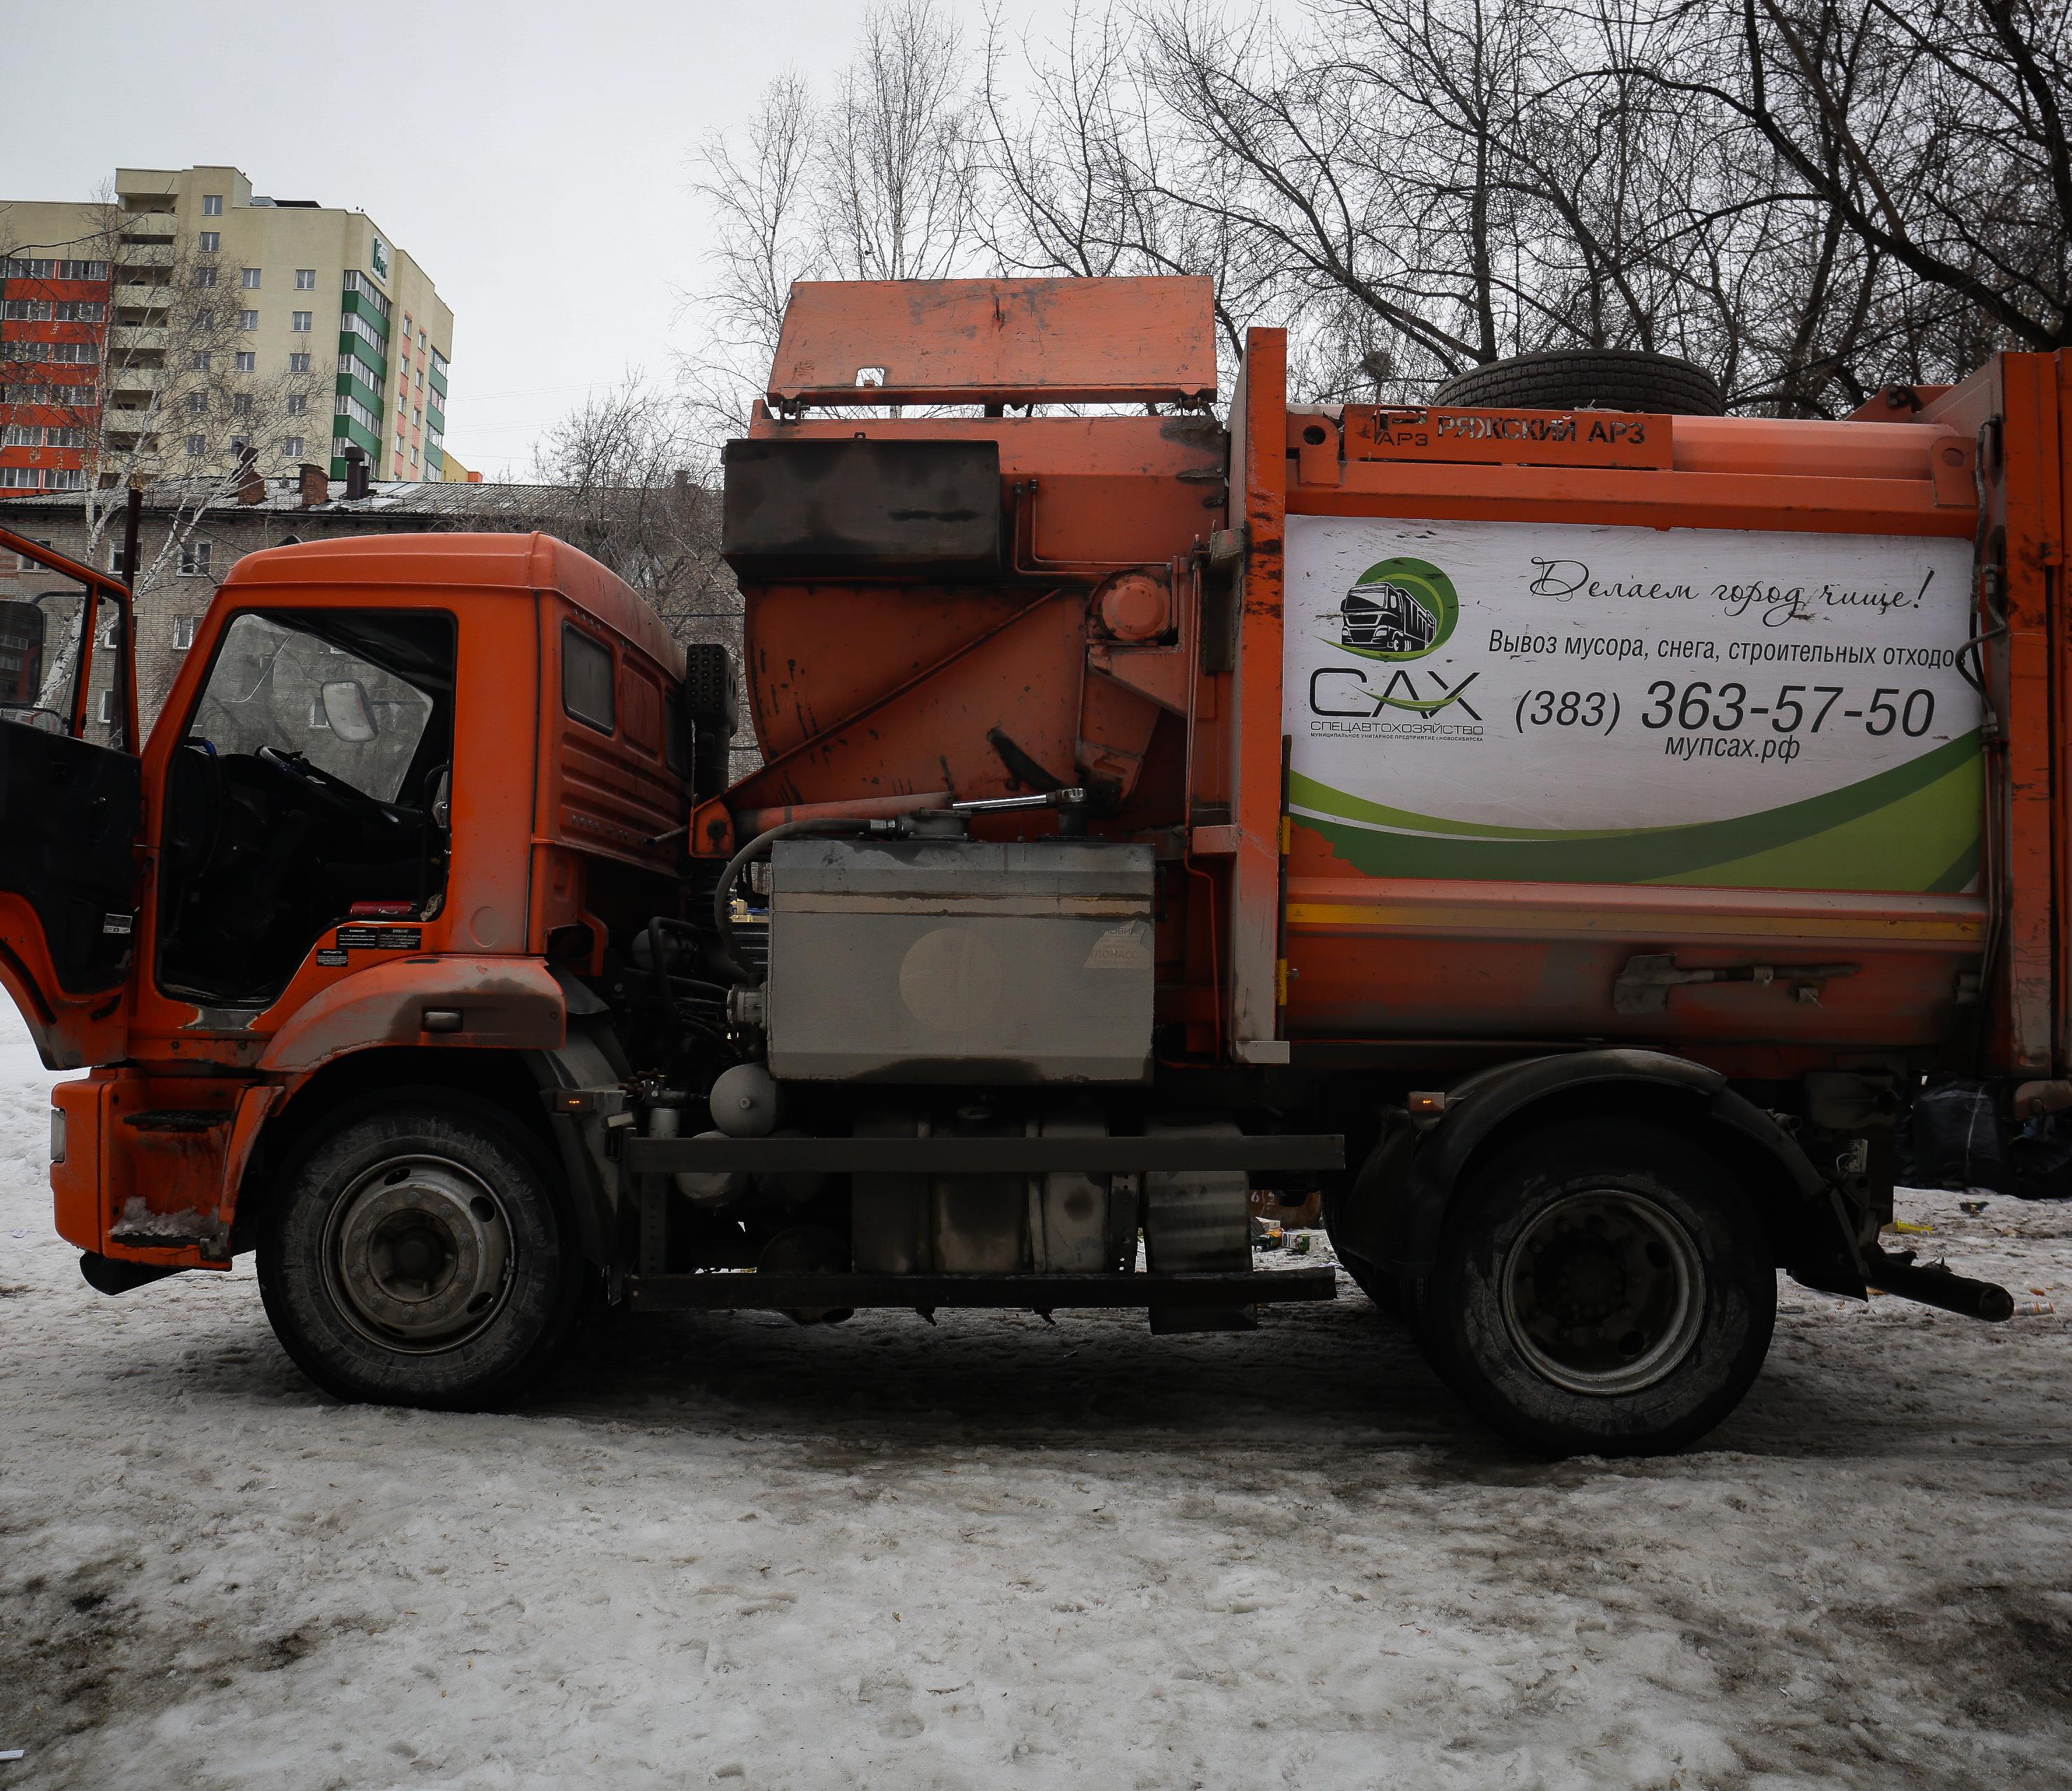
[0,535,141,1068]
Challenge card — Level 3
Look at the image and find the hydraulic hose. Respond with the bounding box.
[711,816,894,986]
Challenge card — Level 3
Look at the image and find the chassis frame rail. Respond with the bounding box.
[625,1266,1340,1312]
[622,1134,1345,1175]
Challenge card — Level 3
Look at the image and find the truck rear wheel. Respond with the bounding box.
[257,1097,586,1410]
[1414,1121,1774,1457]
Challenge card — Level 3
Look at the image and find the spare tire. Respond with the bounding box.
[1433,348,1725,416]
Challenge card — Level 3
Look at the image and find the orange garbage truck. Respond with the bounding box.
[3,275,2066,1454]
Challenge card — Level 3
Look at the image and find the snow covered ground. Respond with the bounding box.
[1,1006,2070,1791]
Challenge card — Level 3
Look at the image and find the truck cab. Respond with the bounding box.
[1,533,688,1379]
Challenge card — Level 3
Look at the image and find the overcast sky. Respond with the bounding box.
[4,0,1196,479]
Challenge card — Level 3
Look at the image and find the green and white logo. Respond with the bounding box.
[1334,557,1459,661]
[370,237,389,282]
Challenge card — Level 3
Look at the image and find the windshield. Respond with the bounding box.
[188,611,437,803]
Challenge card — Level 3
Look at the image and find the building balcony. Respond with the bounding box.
[108,325,169,355]
[118,212,177,241]
[108,372,166,404]
[115,243,175,272]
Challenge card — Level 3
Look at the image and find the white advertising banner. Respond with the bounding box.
[1281,516,1982,891]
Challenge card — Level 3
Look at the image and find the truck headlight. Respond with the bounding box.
[50,1106,65,1166]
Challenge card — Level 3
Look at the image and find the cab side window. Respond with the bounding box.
[562,624,614,733]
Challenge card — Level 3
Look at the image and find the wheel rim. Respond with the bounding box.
[322,1153,513,1352]
[1498,1189,1705,1396]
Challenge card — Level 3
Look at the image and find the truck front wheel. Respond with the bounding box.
[257,1096,587,1409]
[1415,1121,1775,1457]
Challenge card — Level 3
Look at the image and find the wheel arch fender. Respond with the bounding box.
[229,972,631,1272]
[1331,1049,1866,1300]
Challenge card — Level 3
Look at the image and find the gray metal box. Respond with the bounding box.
[767,837,1156,1083]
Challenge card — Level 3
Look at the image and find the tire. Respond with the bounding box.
[1434,349,1725,416]
[1414,1121,1774,1457]
[257,1095,588,1410]
[1320,1183,1405,1317]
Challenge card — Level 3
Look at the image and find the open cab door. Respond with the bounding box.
[0,522,142,1068]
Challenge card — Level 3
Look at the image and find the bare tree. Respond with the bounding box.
[684,0,987,447]
[815,0,979,281]
[688,0,2070,422]
[687,75,821,439]
[1641,0,2071,355]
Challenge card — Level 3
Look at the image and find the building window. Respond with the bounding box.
[283,436,304,458]
[190,352,211,371]
[53,302,104,323]
[341,270,390,319]
[99,690,115,725]
[229,434,249,457]
[288,352,311,374]
[108,544,130,575]
[41,469,84,491]
[198,231,220,253]
[286,392,307,415]
[334,393,381,434]
[1,299,51,321]
[291,310,312,332]
[201,194,222,216]
[0,469,41,489]
[0,425,37,447]
[241,267,261,289]
[178,540,211,576]
[185,434,204,456]
[52,343,98,365]
[194,267,217,288]
[197,309,215,330]
[2,257,106,280]
[186,391,206,414]
[12,539,51,571]
[173,616,196,650]
[234,351,255,372]
[239,309,258,330]
[232,394,253,418]
[339,313,385,358]
[101,616,121,649]
[295,268,315,290]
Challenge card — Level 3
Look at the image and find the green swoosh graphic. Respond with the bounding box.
[1289,730,1980,890]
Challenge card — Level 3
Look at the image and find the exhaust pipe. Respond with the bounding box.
[1862,1247,2013,1322]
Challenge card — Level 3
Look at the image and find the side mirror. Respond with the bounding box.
[320,679,379,742]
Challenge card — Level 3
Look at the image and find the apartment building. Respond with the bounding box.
[0,165,453,492]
